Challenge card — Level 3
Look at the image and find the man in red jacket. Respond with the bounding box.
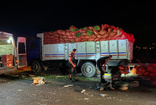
[69,49,77,82]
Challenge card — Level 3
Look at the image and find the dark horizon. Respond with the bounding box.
[0,1,155,46]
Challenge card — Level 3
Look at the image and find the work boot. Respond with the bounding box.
[69,78,73,82]
[109,84,115,90]
[100,86,104,91]
[99,83,107,91]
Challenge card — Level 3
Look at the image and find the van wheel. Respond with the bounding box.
[31,61,42,74]
[81,62,96,77]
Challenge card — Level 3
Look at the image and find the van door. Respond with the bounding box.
[17,37,27,67]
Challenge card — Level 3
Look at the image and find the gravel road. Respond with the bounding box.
[0,74,156,105]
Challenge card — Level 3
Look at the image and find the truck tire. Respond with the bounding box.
[81,62,96,77]
[31,60,42,74]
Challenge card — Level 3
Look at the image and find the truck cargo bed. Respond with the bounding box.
[37,33,133,62]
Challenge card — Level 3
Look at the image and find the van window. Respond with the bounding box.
[18,43,25,53]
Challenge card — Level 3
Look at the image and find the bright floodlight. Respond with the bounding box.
[7,39,11,43]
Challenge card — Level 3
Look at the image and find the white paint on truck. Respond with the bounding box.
[37,33,133,61]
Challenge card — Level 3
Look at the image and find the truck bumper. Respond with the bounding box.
[0,67,17,75]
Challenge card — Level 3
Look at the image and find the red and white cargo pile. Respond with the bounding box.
[43,24,135,44]
[132,64,156,79]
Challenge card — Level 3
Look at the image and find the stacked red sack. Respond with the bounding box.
[133,64,156,79]
[43,24,135,44]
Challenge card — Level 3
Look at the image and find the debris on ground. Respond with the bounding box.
[84,98,90,101]
[63,84,73,88]
[17,89,22,92]
[81,89,86,94]
[100,94,108,97]
[119,86,128,90]
[29,74,36,77]
[32,77,45,86]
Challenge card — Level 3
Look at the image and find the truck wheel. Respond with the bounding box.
[31,61,42,73]
[81,62,96,77]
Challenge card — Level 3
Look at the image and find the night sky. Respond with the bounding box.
[0,1,155,46]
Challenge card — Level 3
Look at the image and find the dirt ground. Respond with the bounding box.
[0,72,156,105]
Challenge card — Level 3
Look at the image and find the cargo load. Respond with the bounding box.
[43,24,135,44]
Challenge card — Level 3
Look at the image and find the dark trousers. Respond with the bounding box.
[111,71,121,81]
[69,64,77,79]
[97,63,106,83]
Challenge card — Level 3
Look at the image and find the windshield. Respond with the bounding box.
[0,35,15,56]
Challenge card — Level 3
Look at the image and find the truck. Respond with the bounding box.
[0,31,28,75]
[28,32,133,77]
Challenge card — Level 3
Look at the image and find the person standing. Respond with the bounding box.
[97,55,112,85]
[69,49,77,82]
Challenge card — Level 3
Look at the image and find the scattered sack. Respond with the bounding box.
[100,94,108,97]
[33,77,45,86]
[63,84,73,87]
[119,86,128,91]
[119,83,129,90]
[81,89,86,94]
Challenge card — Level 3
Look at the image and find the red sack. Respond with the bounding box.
[79,29,86,33]
[102,24,110,30]
[67,36,74,39]
[147,66,156,73]
[110,32,116,37]
[102,35,109,39]
[113,27,118,32]
[72,35,77,39]
[149,73,156,78]
[110,25,116,29]
[69,39,75,41]
[97,35,102,38]
[61,31,66,35]
[131,34,135,43]
[57,30,63,34]
[103,33,109,37]
[94,38,100,41]
[100,38,107,41]
[117,29,123,35]
[88,26,94,30]
[90,34,97,39]
[93,30,99,35]
[120,34,127,39]
[66,32,71,36]
[70,32,76,36]
[83,35,90,39]
[111,34,120,39]
[60,38,64,41]
[53,34,60,37]
[81,38,88,42]
[107,37,114,40]
[108,28,112,33]
[99,30,106,35]
[150,64,156,68]
[143,72,149,76]
[136,66,146,75]
[60,35,63,38]
[62,36,67,38]
[88,38,95,41]
[69,25,77,32]
[75,38,81,42]
[64,38,69,41]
